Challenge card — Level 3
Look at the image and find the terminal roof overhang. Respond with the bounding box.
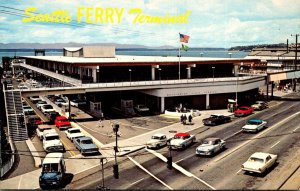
[22,55,260,67]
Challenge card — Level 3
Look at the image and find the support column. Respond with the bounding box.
[79,67,83,80]
[206,94,210,109]
[186,67,191,79]
[151,66,156,80]
[234,65,239,76]
[92,68,97,83]
[160,97,165,113]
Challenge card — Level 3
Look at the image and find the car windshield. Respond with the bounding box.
[202,140,213,145]
[174,136,184,139]
[81,139,93,144]
[70,129,81,133]
[43,163,58,172]
[43,105,53,109]
[247,120,262,125]
[151,136,161,139]
[249,157,264,163]
[45,135,59,141]
[59,119,69,122]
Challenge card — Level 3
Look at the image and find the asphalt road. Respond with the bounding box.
[66,99,300,189]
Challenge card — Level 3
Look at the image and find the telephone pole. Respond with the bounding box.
[291,34,299,70]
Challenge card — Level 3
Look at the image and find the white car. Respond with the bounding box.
[36,100,48,109]
[196,137,226,156]
[242,119,267,133]
[36,125,54,140]
[242,152,278,174]
[41,104,55,113]
[18,84,28,89]
[146,133,168,149]
[251,101,268,110]
[70,99,86,107]
[55,99,69,107]
[23,105,34,115]
[43,130,64,153]
[30,96,41,103]
[169,132,196,150]
[65,128,85,141]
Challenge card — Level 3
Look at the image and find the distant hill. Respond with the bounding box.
[229,43,288,51]
[0,43,225,51]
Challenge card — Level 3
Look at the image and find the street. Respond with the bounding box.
[66,98,300,190]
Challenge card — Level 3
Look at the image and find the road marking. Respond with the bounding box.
[60,138,76,156]
[224,129,243,140]
[214,111,300,163]
[146,148,216,190]
[175,153,195,163]
[293,126,300,132]
[236,169,242,174]
[129,178,144,186]
[127,156,173,190]
[18,175,23,189]
[270,141,281,149]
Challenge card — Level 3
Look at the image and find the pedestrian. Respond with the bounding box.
[98,119,104,128]
[180,114,184,124]
[188,115,193,124]
[183,115,187,125]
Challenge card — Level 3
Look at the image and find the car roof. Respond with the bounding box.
[247,119,263,123]
[43,153,63,164]
[56,116,67,119]
[152,133,166,137]
[77,136,92,141]
[204,137,220,141]
[175,132,190,137]
[250,152,270,159]
[38,125,51,129]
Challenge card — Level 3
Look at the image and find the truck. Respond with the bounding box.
[39,153,66,189]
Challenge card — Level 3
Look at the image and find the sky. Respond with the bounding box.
[0,0,300,48]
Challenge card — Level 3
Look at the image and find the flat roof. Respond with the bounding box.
[23,55,255,64]
[43,153,63,164]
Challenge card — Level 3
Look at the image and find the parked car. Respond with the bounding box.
[54,99,69,107]
[23,105,35,115]
[36,125,54,140]
[26,115,43,128]
[73,136,99,155]
[43,130,64,153]
[65,128,84,141]
[146,133,168,149]
[45,111,60,125]
[196,137,226,156]
[242,119,267,133]
[251,101,268,111]
[55,116,71,130]
[70,99,86,107]
[202,114,231,126]
[30,96,42,104]
[17,83,28,89]
[169,132,195,150]
[134,104,150,112]
[36,100,48,109]
[41,104,55,113]
[234,106,254,117]
[241,152,278,174]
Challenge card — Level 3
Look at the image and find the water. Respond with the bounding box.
[0,49,249,67]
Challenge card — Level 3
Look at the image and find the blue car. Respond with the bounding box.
[73,136,99,155]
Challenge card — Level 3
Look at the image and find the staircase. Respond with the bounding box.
[4,90,28,141]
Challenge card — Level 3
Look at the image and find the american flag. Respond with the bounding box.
[179,33,190,43]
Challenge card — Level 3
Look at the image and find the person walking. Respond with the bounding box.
[183,115,187,125]
[188,114,193,124]
[98,119,104,128]
[180,114,184,124]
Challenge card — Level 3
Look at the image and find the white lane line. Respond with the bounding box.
[270,141,281,149]
[18,175,23,189]
[293,126,300,132]
[236,169,242,174]
[224,129,243,140]
[127,156,173,190]
[129,178,144,186]
[214,111,300,163]
[146,148,216,190]
[175,153,195,163]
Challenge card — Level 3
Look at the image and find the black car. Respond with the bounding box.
[202,114,231,126]
[45,111,60,125]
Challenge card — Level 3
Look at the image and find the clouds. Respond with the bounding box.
[0,0,299,47]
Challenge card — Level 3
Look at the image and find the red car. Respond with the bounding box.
[55,116,71,130]
[234,106,254,117]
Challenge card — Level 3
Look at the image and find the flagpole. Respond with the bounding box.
[179,35,181,80]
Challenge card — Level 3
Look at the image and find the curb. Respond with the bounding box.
[25,139,41,168]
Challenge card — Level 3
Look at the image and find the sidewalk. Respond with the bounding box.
[0,109,231,189]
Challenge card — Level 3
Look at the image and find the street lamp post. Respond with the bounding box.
[112,124,119,179]
[212,66,215,83]
[62,70,65,87]
[158,68,162,81]
[128,69,132,84]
